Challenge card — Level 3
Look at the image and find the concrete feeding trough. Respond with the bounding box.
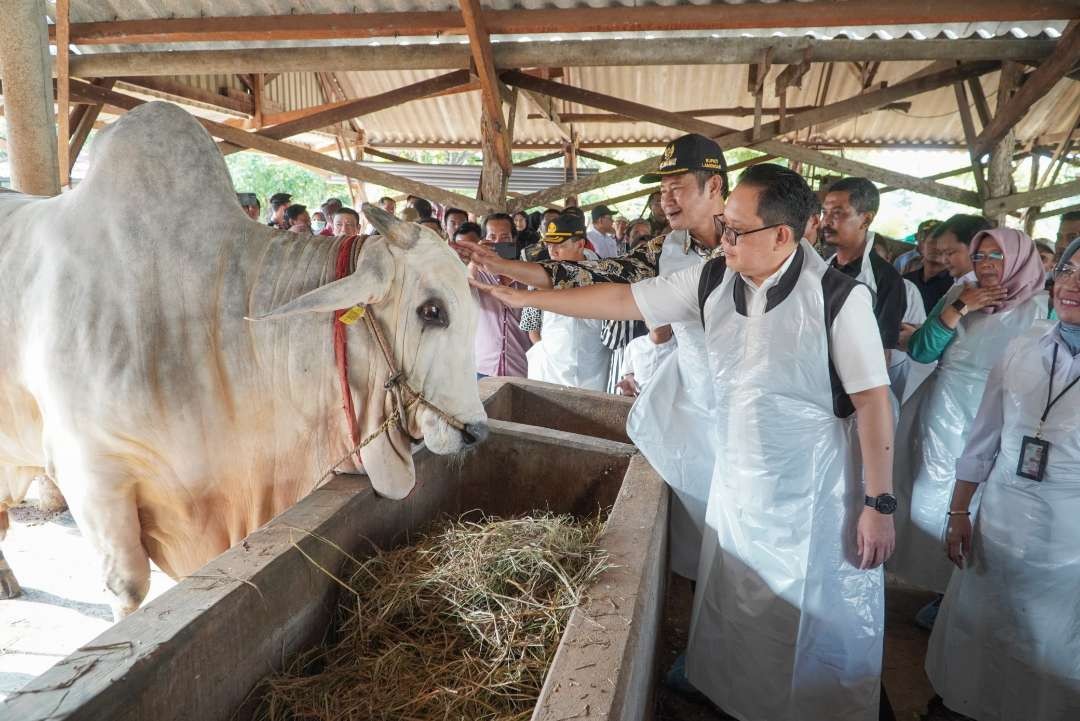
[1,378,668,721]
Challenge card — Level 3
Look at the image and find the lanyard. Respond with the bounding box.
[1038,344,1080,437]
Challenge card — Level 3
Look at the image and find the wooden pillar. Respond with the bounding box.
[0,0,60,195]
[479,112,509,210]
[563,132,579,206]
[987,62,1022,226]
[55,0,70,188]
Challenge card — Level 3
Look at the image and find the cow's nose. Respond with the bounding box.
[462,422,489,446]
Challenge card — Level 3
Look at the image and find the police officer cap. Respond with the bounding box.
[641,133,727,184]
[543,213,587,244]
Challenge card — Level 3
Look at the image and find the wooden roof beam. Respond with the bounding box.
[500,72,982,211]
[984,178,1080,215]
[503,59,997,164]
[48,38,1062,79]
[68,80,496,217]
[460,0,511,173]
[537,102,913,124]
[220,70,473,155]
[973,20,1080,156]
[50,2,1080,44]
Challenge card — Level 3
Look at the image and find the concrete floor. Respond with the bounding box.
[0,498,174,701]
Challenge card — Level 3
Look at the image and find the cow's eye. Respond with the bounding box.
[418,300,447,327]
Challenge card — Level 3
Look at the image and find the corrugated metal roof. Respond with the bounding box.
[47,1,1080,149]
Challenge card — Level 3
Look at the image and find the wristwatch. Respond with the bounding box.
[951,298,969,317]
[865,493,898,515]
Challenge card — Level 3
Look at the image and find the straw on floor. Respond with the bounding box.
[253,513,610,721]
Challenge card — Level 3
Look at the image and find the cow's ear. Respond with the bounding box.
[247,243,394,321]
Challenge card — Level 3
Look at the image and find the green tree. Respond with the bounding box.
[225,153,351,216]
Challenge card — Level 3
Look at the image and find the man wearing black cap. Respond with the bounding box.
[453,133,727,584]
[267,192,292,230]
[588,204,619,259]
[519,214,611,391]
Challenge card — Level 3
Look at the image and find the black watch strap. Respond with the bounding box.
[865,493,897,515]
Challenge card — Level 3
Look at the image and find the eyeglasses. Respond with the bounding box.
[971,251,1005,262]
[1053,263,1079,284]
[713,216,786,246]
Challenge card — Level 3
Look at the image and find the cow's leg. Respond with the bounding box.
[35,474,67,513]
[0,510,21,599]
[60,479,150,620]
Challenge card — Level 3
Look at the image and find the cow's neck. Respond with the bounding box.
[243,229,384,477]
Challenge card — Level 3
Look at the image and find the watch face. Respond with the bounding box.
[876,495,898,515]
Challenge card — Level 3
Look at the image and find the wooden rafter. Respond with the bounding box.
[537,102,913,124]
[67,78,116,170]
[954,82,989,198]
[220,70,473,155]
[68,80,496,216]
[56,0,70,187]
[1035,201,1080,220]
[117,76,254,115]
[460,0,511,173]
[514,151,564,167]
[973,20,1080,156]
[985,178,1080,215]
[576,150,626,167]
[500,72,982,211]
[56,38,1062,79]
[879,150,1033,193]
[48,2,1080,44]
[507,62,995,153]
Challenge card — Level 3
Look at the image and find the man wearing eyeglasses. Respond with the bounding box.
[472,163,896,721]
[822,177,908,401]
[453,133,727,586]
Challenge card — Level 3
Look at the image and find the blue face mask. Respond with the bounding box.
[1059,322,1080,356]
[311,220,327,233]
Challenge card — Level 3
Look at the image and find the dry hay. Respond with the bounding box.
[252,513,610,721]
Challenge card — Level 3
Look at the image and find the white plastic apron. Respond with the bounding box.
[686,247,883,721]
[526,310,610,391]
[927,328,1080,721]
[889,286,1048,592]
[625,231,715,580]
[894,278,928,402]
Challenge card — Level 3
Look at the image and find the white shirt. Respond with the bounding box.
[630,250,890,395]
[956,326,1080,483]
[587,227,619,259]
[620,334,677,390]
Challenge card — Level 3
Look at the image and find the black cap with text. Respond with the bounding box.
[640,133,726,184]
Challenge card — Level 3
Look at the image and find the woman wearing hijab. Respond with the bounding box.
[889,228,1048,628]
[924,238,1080,721]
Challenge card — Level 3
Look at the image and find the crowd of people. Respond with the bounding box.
[237,135,1080,721]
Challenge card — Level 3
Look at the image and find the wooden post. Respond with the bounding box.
[0,0,60,195]
[987,62,1022,225]
[56,0,71,188]
[478,89,516,209]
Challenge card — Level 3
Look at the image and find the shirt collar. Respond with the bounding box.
[741,246,799,291]
[681,231,723,259]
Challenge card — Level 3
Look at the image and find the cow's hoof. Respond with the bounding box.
[0,566,22,599]
[35,476,68,513]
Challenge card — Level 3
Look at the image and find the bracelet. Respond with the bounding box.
[946,510,971,517]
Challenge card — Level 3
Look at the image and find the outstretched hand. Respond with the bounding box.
[469,278,532,308]
[451,238,510,275]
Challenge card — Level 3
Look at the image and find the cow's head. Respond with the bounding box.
[250,204,487,499]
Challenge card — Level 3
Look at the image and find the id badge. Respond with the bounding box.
[1017,435,1050,482]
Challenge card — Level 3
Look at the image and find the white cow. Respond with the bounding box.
[0,102,487,616]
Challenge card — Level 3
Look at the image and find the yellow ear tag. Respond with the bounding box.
[338,305,366,325]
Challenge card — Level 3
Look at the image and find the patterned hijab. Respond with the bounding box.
[970,228,1045,314]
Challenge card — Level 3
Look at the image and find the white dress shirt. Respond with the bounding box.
[587,227,619,259]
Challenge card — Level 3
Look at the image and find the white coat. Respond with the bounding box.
[625,231,715,580]
[889,285,1048,592]
[686,245,884,721]
[926,327,1080,720]
[526,310,611,391]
